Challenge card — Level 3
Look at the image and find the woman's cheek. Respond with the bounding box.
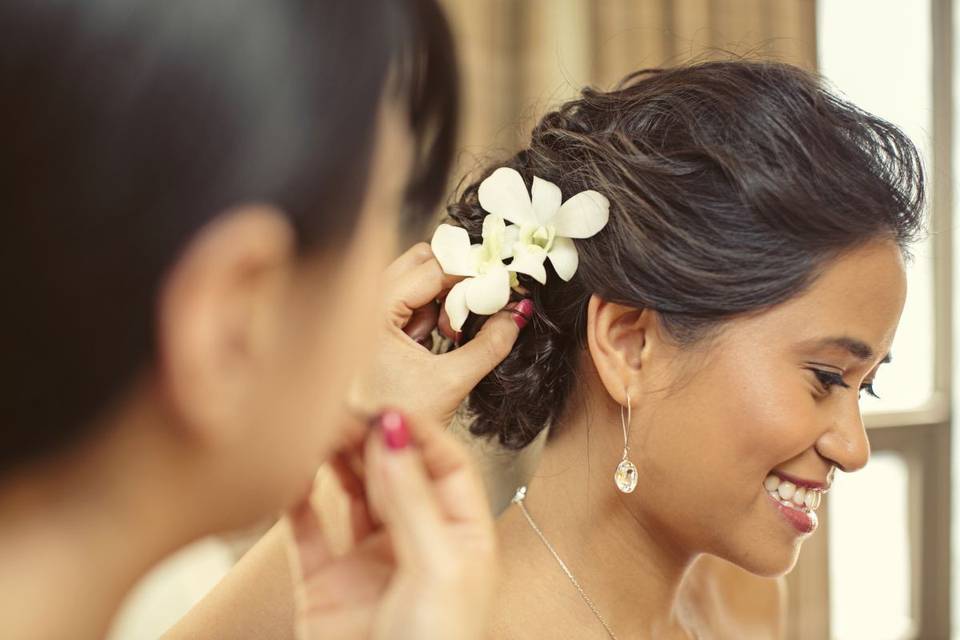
[733,370,817,471]
[299,223,395,454]
[672,354,812,487]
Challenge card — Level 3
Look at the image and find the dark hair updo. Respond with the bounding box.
[447,60,925,451]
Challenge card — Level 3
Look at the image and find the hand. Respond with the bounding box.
[348,242,532,429]
[287,411,496,640]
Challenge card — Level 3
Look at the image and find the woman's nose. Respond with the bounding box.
[815,402,871,473]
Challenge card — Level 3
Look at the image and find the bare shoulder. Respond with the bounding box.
[680,554,786,640]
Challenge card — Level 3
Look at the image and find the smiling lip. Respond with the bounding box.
[772,470,828,491]
[766,492,818,534]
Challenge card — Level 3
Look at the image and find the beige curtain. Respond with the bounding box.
[441,0,816,173]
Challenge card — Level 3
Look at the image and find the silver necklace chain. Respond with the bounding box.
[512,486,619,640]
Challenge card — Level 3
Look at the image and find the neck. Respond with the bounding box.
[495,391,698,639]
[0,416,211,639]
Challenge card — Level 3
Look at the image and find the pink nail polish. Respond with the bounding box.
[378,410,410,450]
[513,298,534,330]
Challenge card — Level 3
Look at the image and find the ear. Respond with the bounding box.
[155,204,296,445]
[585,294,658,406]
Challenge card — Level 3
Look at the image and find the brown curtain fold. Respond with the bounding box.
[441,0,817,163]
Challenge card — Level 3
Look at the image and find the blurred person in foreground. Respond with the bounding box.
[0,1,530,638]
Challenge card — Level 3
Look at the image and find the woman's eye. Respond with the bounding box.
[809,368,880,399]
[810,368,849,394]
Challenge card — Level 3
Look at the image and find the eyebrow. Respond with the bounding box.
[812,336,892,364]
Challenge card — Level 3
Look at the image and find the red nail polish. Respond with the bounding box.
[379,410,410,450]
[513,298,534,330]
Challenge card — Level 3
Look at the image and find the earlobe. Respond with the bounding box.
[586,294,652,405]
[155,204,296,445]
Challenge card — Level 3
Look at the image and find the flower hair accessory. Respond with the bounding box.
[430,167,610,331]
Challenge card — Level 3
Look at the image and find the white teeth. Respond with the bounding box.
[763,473,823,513]
[777,481,796,501]
[792,487,807,506]
[764,475,780,492]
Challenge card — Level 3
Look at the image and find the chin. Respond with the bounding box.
[225,469,315,531]
[727,539,804,578]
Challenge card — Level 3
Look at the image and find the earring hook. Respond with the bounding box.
[614,388,638,493]
[620,389,631,460]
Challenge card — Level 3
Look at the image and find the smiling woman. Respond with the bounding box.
[438,60,925,639]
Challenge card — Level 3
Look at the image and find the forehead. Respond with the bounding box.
[723,240,908,362]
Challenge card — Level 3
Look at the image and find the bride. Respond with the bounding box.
[437,60,922,639]
[172,59,923,639]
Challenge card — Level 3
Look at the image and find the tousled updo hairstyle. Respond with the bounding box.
[447,60,925,450]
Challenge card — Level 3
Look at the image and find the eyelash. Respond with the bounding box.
[809,368,881,399]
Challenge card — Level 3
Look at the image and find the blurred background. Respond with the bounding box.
[107,1,956,639]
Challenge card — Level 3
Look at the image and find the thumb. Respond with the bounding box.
[439,298,533,394]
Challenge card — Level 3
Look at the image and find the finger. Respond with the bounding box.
[384,242,434,282]
[440,298,533,395]
[385,257,463,330]
[285,496,333,579]
[437,301,457,343]
[330,454,376,542]
[405,408,493,526]
[403,301,440,346]
[364,411,448,568]
[330,452,364,500]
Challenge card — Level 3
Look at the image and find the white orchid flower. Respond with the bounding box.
[430,167,611,332]
[478,167,610,284]
[431,213,515,332]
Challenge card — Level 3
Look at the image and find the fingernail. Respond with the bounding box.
[378,410,410,450]
[453,331,463,346]
[513,298,534,330]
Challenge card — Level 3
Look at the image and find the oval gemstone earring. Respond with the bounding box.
[614,389,638,493]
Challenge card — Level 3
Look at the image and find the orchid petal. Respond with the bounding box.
[478,167,536,227]
[501,224,520,259]
[531,176,562,225]
[507,243,548,285]
[431,224,478,277]
[482,212,506,239]
[465,265,511,315]
[547,236,579,281]
[480,213,507,262]
[445,279,471,332]
[552,190,610,239]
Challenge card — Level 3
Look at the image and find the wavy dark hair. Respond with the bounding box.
[0,0,458,473]
[447,60,925,450]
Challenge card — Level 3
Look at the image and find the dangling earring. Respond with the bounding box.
[614,389,638,493]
